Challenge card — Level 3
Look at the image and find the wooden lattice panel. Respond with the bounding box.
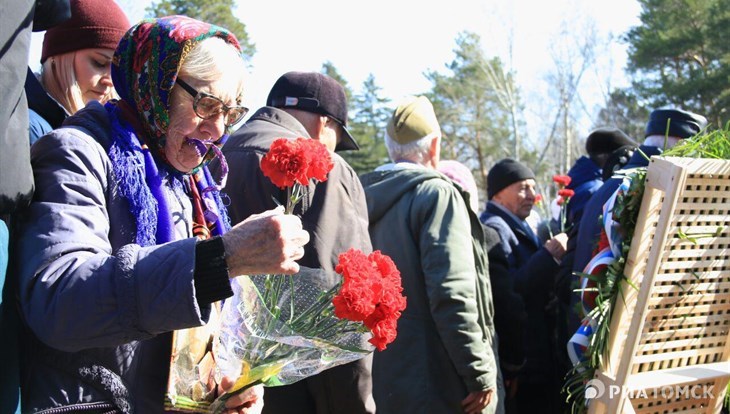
[634,172,730,374]
[629,378,725,414]
[590,157,730,414]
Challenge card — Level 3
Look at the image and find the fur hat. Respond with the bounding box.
[584,128,636,156]
[41,0,130,63]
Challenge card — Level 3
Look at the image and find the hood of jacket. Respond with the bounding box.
[361,165,446,224]
[566,155,601,190]
[61,101,113,147]
[25,67,68,129]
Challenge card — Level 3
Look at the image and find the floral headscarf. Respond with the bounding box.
[106,16,240,246]
[111,15,241,159]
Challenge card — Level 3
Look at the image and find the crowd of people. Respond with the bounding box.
[0,1,711,413]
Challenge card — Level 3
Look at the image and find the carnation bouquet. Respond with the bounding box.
[169,137,405,413]
[164,137,406,412]
[211,247,405,413]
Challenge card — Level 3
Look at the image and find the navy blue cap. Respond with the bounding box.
[645,108,707,139]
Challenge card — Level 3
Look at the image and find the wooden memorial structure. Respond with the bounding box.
[589,157,730,414]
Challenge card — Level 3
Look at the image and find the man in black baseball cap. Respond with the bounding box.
[266,71,359,151]
[210,71,375,414]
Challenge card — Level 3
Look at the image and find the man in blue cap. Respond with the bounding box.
[571,108,707,290]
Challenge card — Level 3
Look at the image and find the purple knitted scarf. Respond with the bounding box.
[105,102,230,246]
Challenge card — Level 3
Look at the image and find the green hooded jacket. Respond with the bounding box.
[361,165,498,414]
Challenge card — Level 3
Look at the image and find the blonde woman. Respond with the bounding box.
[26,0,130,144]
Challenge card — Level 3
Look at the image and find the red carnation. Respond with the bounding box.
[365,312,399,351]
[261,138,333,189]
[558,188,575,198]
[552,175,572,187]
[333,248,406,351]
[305,139,334,182]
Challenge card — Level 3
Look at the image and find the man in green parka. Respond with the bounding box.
[361,96,501,414]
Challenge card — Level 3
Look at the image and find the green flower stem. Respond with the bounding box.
[285,184,304,215]
[289,284,341,328]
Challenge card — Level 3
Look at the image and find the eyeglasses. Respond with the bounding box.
[175,78,249,127]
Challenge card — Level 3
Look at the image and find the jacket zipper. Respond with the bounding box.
[37,401,118,414]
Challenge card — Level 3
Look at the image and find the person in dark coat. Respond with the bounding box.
[0,2,70,413]
[211,71,376,414]
[482,225,527,410]
[479,158,568,414]
[564,128,636,228]
[552,128,636,386]
[572,108,707,280]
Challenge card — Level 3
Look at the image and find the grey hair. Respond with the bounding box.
[384,129,438,164]
[178,37,246,103]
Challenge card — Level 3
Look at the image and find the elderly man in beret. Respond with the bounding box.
[361,96,500,414]
[479,158,569,414]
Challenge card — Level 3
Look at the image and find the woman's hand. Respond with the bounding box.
[222,206,310,276]
[218,377,264,414]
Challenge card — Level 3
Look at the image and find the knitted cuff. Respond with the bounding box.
[193,236,233,305]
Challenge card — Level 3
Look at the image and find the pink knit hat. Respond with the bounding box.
[41,0,131,63]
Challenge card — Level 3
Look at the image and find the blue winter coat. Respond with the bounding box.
[25,67,67,145]
[15,102,212,413]
[564,156,603,227]
[572,145,661,276]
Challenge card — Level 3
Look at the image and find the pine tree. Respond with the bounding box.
[146,0,255,62]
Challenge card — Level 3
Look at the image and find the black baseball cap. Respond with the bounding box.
[267,71,359,151]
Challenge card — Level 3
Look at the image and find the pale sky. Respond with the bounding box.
[30,0,642,139]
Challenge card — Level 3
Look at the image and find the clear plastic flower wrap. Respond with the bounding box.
[215,267,374,387]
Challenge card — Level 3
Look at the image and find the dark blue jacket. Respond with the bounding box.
[16,102,208,412]
[572,145,661,276]
[25,67,67,145]
[565,156,602,227]
[481,201,560,384]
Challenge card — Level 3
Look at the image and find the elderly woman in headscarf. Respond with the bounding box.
[15,16,309,413]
